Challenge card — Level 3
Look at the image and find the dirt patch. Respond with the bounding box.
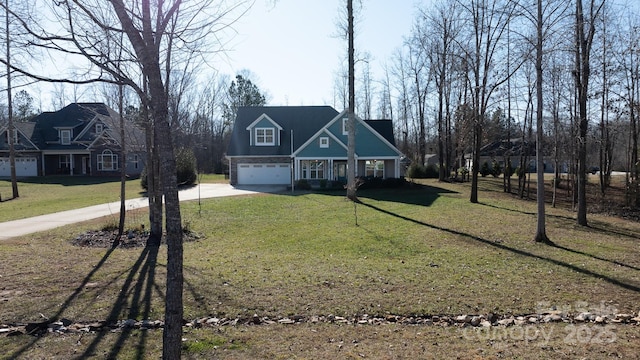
[71,229,202,248]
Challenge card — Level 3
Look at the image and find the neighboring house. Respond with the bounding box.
[0,103,146,177]
[465,138,564,173]
[226,106,404,186]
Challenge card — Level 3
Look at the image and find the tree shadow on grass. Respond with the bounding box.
[7,244,161,360]
[359,200,640,294]
[79,244,160,360]
[478,202,640,271]
[314,182,460,208]
[8,245,119,358]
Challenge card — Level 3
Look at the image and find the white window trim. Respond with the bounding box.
[6,129,18,144]
[96,123,104,133]
[365,160,385,178]
[255,127,275,146]
[319,137,329,148]
[60,129,72,145]
[301,160,326,179]
[342,118,348,135]
[97,149,118,171]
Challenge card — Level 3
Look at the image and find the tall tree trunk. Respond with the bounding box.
[5,0,18,199]
[346,0,357,201]
[143,102,163,245]
[117,83,127,242]
[534,0,551,244]
[574,0,604,226]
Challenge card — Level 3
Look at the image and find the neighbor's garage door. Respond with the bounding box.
[237,163,290,185]
[0,157,38,177]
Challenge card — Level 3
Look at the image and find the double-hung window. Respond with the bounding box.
[60,129,72,145]
[365,160,385,177]
[301,160,325,179]
[255,128,275,146]
[6,129,18,144]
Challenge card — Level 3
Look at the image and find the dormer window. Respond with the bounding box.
[255,127,275,146]
[96,123,103,133]
[60,129,72,145]
[319,137,329,148]
[6,129,18,144]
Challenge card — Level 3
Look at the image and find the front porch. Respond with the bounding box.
[294,158,400,182]
[42,151,92,176]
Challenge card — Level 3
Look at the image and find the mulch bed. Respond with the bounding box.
[72,229,202,248]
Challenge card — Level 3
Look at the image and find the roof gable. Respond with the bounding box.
[0,122,40,151]
[299,110,403,158]
[294,129,348,157]
[227,106,340,157]
[245,114,284,131]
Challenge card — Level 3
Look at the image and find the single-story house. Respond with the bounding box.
[226,106,404,186]
[0,103,146,177]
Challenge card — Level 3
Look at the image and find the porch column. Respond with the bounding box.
[69,153,74,176]
[328,159,333,180]
[395,158,399,178]
[41,153,45,176]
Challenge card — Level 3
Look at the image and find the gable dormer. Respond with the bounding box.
[245,113,283,146]
[56,127,73,145]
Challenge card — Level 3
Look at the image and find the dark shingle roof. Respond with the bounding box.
[227,106,340,156]
[364,119,396,147]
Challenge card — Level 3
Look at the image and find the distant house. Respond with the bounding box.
[226,106,404,186]
[465,138,563,173]
[0,103,146,177]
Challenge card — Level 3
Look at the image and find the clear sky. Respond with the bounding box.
[218,0,421,107]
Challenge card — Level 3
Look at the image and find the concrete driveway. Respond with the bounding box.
[0,184,286,240]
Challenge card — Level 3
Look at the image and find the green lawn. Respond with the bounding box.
[0,178,639,359]
[0,174,228,222]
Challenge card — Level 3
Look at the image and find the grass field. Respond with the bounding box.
[0,174,228,222]
[0,177,639,359]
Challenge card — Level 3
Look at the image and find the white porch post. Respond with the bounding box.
[395,158,399,178]
[328,159,333,180]
[69,153,74,176]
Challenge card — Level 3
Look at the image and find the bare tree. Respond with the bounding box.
[4,0,18,198]
[457,0,518,203]
[2,1,251,357]
[346,0,357,200]
[422,0,462,181]
[574,0,606,226]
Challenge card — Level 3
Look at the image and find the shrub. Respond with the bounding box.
[296,179,311,190]
[175,147,197,186]
[382,177,407,188]
[491,161,502,178]
[406,163,426,178]
[480,162,491,177]
[407,163,439,178]
[425,164,439,178]
[140,147,198,190]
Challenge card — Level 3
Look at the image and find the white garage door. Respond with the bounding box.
[237,163,290,185]
[0,157,38,177]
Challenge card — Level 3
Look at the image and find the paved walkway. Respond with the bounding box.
[0,184,285,240]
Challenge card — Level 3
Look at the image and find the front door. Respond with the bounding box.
[334,162,347,182]
[82,157,91,175]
